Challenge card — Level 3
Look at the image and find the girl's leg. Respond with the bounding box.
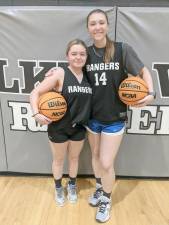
[67,140,84,203]
[49,140,68,180]
[88,131,101,181]
[96,133,123,222]
[49,140,68,206]
[68,140,84,178]
[100,133,123,193]
[88,131,103,206]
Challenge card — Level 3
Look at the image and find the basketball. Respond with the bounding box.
[38,92,67,121]
[118,76,148,106]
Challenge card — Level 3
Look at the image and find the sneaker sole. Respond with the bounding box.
[55,202,65,207]
[55,197,65,207]
[67,195,77,203]
[96,215,110,223]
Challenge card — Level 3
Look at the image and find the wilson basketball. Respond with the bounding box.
[118,76,148,106]
[38,92,67,121]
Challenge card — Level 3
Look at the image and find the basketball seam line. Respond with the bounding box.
[121,97,146,102]
[119,90,148,93]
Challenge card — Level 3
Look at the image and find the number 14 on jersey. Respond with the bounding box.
[94,72,107,86]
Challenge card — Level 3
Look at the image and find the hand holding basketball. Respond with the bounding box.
[118,76,148,106]
[34,113,52,125]
[133,92,154,107]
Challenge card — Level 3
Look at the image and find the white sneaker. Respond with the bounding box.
[88,187,103,207]
[67,183,77,203]
[96,196,111,223]
[55,187,65,206]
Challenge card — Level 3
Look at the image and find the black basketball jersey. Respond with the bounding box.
[48,66,92,132]
[86,42,128,124]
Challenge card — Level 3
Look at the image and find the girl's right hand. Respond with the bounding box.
[34,113,52,125]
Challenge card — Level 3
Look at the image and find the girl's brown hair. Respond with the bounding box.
[87,9,114,63]
[66,39,88,56]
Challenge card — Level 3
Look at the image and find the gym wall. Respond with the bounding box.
[1,0,169,6]
[0,6,169,176]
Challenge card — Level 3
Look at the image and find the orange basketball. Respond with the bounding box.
[38,92,67,121]
[118,76,148,106]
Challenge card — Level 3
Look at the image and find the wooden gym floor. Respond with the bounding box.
[0,176,169,225]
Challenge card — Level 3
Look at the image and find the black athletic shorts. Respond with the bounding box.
[48,125,86,143]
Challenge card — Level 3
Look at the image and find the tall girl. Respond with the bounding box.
[86,9,155,223]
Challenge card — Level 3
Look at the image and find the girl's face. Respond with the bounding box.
[67,44,87,69]
[87,12,108,42]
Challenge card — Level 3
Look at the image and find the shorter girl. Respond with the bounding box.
[30,39,92,206]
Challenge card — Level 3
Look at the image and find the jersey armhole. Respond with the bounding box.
[55,67,65,93]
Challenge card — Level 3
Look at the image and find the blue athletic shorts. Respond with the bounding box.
[86,119,125,135]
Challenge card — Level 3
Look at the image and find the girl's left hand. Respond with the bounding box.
[134,95,154,108]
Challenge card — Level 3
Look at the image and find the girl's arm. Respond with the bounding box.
[30,67,64,124]
[135,66,155,107]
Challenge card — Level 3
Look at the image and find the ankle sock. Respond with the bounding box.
[102,191,111,199]
[68,176,76,186]
[54,178,62,189]
[95,178,102,189]
[96,177,101,185]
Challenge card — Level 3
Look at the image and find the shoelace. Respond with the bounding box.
[98,201,109,213]
[93,188,103,198]
[57,189,64,198]
[69,185,76,195]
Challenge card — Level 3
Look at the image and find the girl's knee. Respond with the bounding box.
[100,159,113,172]
[53,159,64,166]
[68,156,79,163]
